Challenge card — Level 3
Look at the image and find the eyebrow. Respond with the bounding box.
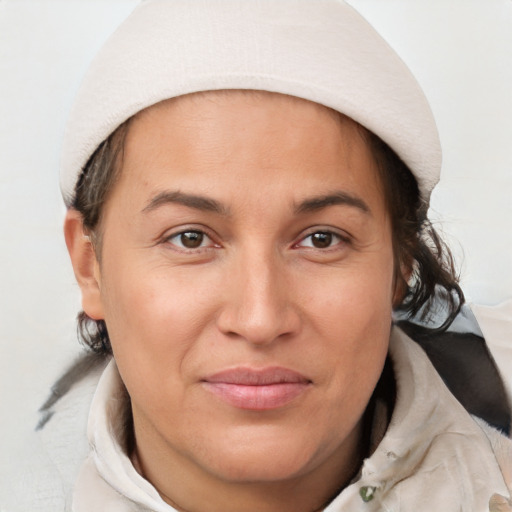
[142,190,230,215]
[142,189,370,217]
[295,191,371,215]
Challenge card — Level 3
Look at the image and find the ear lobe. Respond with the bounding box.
[64,209,104,320]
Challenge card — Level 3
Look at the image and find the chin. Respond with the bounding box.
[210,453,313,483]
[194,427,329,483]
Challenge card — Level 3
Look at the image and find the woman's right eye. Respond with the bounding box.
[165,230,217,251]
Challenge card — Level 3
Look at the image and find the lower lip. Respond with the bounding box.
[202,382,310,410]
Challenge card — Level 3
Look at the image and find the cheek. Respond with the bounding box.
[98,257,224,403]
[306,246,395,338]
[305,252,395,398]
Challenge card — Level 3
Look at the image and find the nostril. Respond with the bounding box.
[216,303,301,346]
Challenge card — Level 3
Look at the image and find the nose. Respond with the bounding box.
[216,250,301,346]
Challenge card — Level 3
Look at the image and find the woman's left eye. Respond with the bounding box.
[296,231,346,249]
[166,230,216,250]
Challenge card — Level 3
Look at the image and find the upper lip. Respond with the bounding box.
[203,367,311,386]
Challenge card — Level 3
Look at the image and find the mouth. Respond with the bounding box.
[202,367,312,411]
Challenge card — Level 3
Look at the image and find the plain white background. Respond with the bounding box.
[1,0,511,489]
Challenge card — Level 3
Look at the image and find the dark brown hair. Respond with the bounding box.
[71,110,463,355]
[365,132,463,326]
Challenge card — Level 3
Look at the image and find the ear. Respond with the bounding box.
[64,209,104,320]
[392,259,413,307]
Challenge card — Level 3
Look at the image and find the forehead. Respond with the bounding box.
[126,90,373,169]
[111,90,384,213]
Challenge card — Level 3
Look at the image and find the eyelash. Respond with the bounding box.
[163,228,219,252]
[294,230,350,251]
[162,227,350,254]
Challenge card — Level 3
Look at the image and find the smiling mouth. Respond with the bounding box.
[202,367,312,410]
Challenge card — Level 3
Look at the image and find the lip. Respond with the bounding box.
[202,367,311,411]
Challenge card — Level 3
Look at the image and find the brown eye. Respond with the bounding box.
[165,229,219,252]
[310,232,333,248]
[179,231,204,248]
[296,230,346,250]
[166,230,212,250]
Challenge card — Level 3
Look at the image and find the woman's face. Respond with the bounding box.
[79,91,397,498]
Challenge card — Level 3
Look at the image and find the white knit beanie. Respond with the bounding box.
[60,0,441,206]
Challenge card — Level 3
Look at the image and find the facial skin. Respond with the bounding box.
[66,91,400,512]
